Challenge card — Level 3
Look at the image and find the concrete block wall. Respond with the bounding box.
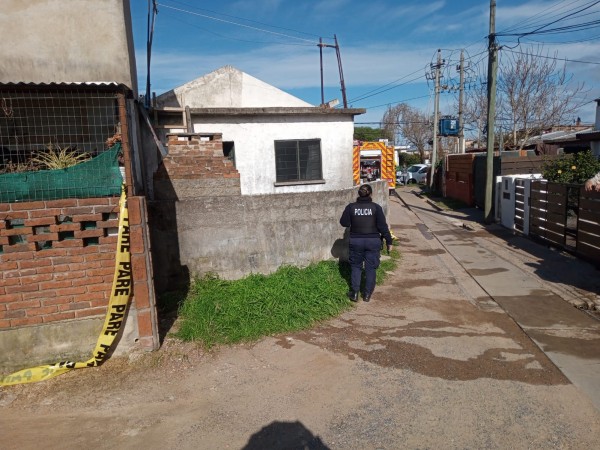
[149,181,390,290]
[153,133,241,200]
[0,196,158,371]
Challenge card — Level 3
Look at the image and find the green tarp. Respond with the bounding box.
[0,144,122,203]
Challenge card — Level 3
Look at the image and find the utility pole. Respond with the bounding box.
[484,0,498,223]
[430,49,442,189]
[458,50,465,154]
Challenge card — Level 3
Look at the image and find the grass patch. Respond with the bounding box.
[175,249,399,348]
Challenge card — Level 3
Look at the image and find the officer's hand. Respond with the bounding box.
[386,244,392,254]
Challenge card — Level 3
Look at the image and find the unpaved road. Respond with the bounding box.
[2,195,600,449]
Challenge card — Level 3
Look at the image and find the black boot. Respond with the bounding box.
[363,292,372,302]
[347,291,359,302]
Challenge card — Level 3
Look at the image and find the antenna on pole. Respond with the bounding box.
[319,37,325,106]
[334,35,348,108]
[146,0,158,109]
[317,35,348,108]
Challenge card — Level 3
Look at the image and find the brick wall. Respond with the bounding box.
[153,133,241,200]
[0,195,158,351]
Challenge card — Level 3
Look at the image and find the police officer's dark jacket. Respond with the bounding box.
[340,197,393,245]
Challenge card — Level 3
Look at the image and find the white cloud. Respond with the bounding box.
[136,0,599,124]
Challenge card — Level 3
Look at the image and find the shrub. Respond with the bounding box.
[30,142,90,170]
[542,150,600,184]
[397,152,421,168]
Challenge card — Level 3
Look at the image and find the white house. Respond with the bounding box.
[154,66,365,195]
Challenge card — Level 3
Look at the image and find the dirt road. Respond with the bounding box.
[1,194,600,449]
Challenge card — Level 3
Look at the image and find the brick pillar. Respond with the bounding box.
[153,133,241,200]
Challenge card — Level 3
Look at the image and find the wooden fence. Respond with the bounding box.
[529,180,600,265]
[444,153,561,209]
[445,154,475,206]
[500,155,558,175]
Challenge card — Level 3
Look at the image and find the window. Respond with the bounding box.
[223,141,235,167]
[274,139,322,183]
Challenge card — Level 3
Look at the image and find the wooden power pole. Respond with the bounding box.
[430,50,442,189]
[485,0,498,223]
[458,50,465,154]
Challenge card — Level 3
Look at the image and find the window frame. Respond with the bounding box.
[273,138,324,186]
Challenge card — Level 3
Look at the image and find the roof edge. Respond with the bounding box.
[185,107,366,116]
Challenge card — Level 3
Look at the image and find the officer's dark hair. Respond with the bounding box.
[358,184,372,198]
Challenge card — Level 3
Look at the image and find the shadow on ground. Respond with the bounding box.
[242,421,330,450]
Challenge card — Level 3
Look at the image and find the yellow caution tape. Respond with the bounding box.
[0,185,131,386]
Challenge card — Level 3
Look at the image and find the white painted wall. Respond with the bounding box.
[191,115,355,195]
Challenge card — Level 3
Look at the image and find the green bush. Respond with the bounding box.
[397,153,421,169]
[542,150,600,184]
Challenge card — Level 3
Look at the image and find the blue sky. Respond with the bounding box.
[129,0,600,128]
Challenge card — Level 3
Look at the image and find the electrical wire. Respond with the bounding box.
[160,0,327,39]
[498,0,597,34]
[501,47,600,66]
[348,71,427,104]
[520,33,600,44]
[158,10,316,46]
[157,2,321,45]
[360,93,451,111]
[498,19,600,37]
[496,1,600,41]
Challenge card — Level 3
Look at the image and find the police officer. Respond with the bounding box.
[340,184,393,302]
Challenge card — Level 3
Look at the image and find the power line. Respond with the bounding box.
[159,0,327,39]
[498,19,600,37]
[501,47,600,65]
[499,0,597,34]
[349,48,489,107]
[157,3,320,45]
[496,1,600,42]
[348,71,426,104]
[159,10,315,47]
[359,93,438,111]
[519,33,600,44]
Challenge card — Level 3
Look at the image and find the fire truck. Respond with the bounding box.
[352,140,396,190]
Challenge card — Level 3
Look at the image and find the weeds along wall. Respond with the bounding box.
[0,195,159,371]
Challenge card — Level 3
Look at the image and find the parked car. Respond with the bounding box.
[396,164,430,184]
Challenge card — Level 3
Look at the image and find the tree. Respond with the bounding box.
[542,150,600,184]
[397,152,421,168]
[462,82,488,148]
[498,47,585,150]
[458,46,586,151]
[382,104,432,163]
[353,126,387,142]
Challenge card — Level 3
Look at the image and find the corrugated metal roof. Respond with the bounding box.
[0,81,127,89]
[542,128,592,143]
